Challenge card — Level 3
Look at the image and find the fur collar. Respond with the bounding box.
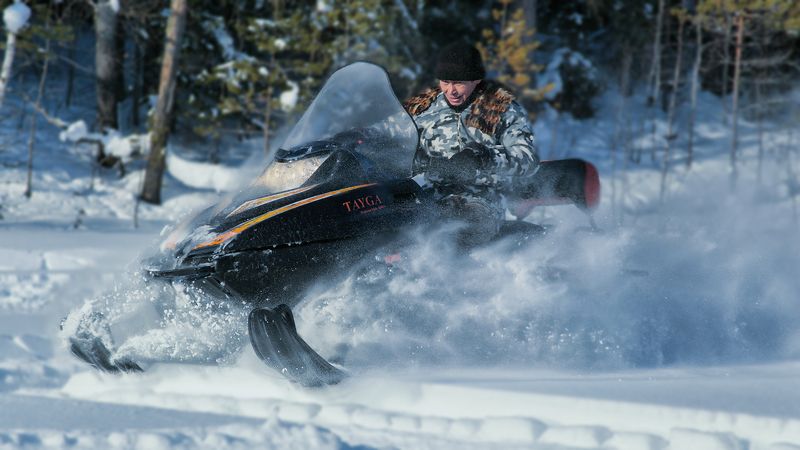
[403,81,515,135]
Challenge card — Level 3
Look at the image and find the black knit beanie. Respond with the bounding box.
[434,42,486,81]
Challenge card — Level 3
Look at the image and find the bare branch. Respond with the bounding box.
[19,91,68,129]
[55,53,95,76]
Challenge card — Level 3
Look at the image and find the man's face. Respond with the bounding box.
[439,80,481,106]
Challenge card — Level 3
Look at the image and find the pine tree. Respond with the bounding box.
[477,0,548,120]
[188,1,420,156]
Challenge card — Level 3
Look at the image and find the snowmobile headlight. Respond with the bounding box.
[161,227,187,251]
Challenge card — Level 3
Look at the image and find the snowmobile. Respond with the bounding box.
[66,62,600,387]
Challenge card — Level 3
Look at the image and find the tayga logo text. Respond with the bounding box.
[342,194,385,214]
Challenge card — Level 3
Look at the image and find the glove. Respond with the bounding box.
[428,143,495,185]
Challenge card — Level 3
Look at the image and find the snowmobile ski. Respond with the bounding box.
[69,336,143,373]
[248,304,346,387]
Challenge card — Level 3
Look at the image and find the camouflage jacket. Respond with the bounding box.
[404,81,539,193]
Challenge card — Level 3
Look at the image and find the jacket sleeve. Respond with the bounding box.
[492,101,539,181]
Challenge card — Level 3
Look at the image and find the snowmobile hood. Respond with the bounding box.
[159,62,419,262]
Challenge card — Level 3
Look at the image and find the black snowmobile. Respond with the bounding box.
[68,62,600,387]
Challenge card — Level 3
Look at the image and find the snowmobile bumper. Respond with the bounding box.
[146,263,216,280]
[143,239,359,305]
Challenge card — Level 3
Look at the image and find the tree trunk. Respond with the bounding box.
[414,0,424,23]
[95,0,121,130]
[756,77,763,185]
[263,87,273,156]
[613,43,633,224]
[0,32,18,109]
[620,45,633,97]
[647,0,665,107]
[647,0,665,164]
[721,12,732,123]
[785,129,798,226]
[25,37,51,198]
[271,0,283,20]
[687,20,702,169]
[660,18,684,203]
[522,0,537,31]
[65,29,77,107]
[521,0,538,84]
[132,43,142,128]
[755,18,768,186]
[140,0,188,205]
[729,13,744,187]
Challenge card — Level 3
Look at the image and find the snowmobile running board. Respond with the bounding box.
[248,304,347,387]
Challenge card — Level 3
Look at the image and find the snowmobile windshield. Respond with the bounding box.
[253,62,418,192]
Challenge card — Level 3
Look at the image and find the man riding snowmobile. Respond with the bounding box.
[405,42,539,245]
[63,61,599,388]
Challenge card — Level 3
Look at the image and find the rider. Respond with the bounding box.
[404,42,540,245]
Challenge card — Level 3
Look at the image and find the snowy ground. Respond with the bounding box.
[1,63,800,449]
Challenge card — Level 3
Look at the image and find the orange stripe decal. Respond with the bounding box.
[227,185,318,218]
[194,183,377,250]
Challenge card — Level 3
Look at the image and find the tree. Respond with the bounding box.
[521,0,537,32]
[687,10,705,169]
[0,0,30,109]
[478,0,548,120]
[660,8,686,202]
[697,0,800,186]
[25,3,52,198]
[730,11,744,184]
[94,0,123,130]
[140,0,187,205]
[647,0,666,107]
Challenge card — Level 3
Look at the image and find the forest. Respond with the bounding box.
[1,0,798,210]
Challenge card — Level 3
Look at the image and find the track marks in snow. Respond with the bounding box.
[0,420,358,450]
[0,335,64,392]
[0,248,102,311]
[669,428,744,450]
[58,367,800,450]
[539,426,612,448]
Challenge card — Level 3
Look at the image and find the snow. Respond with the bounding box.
[58,120,149,161]
[203,16,253,63]
[316,0,332,13]
[166,151,248,192]
[58,120,89,143]
[1,58,800,450]
[280,81,299,111]
[2,1,30,35]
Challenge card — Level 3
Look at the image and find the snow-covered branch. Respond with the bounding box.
[0,1,31,109]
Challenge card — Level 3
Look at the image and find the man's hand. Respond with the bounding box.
[428,142,495,185]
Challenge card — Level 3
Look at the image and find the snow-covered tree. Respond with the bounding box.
[0,0,30,109]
